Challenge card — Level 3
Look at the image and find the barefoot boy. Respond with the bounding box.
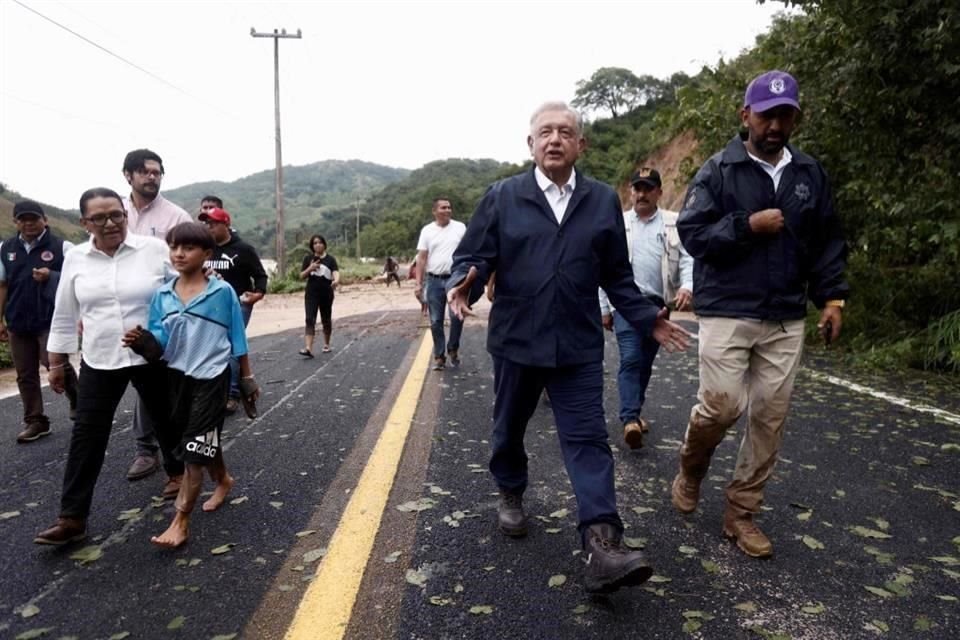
[124,222,259,548]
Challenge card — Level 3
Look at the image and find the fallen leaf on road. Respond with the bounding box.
[548,574,567,588]
[0,511,21,520]
[384,551,402,563]
[802,536,825,550]
[20,604,40,618]
[211,634,238,640]
[14,628,53,640]
[572,604,590,615]
[295,530,316,538]
[303,548,327,563]
[802,602,825,614]
[469,605,493,615]
[229,496,248,505]
[734,601,757,613]
[428,595,452,606]
[549,508,569,519]
[166,616,185,630]
[70,545,103,565]
[864,585,894,598]
[850,526,892,539]
[678,545,698,555]
[211,543,236,555]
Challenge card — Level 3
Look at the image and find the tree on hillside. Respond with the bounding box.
[572,67,669,118]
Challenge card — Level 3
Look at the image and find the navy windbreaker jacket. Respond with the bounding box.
[678,134,849,320]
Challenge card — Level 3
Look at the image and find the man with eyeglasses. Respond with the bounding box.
[198,204,267,414]
[0,200,79,443]
[121,149,192,490]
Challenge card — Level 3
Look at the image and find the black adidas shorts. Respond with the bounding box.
[167,367,230,465]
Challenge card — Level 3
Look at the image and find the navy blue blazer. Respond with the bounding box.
[449,167,660,368]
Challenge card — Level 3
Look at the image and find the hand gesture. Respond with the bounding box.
[447,266,478,320]
[601,313,613,331]
[32,267,51,283]
[748,208,785,234]
[121,325,145,348]
[651,308,692,353]
[674,288,693,312]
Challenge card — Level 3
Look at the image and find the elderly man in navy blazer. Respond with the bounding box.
[447,101,691,593]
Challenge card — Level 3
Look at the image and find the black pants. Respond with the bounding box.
[60,361,183,519]
[304,288,334,336]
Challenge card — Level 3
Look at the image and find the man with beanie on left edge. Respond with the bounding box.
[0,199,78,443]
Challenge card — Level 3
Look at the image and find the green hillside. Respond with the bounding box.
[162,159,409,249]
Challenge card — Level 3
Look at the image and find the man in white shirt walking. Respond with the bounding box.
[120,149,192,486]
[599,168,693,449]
[414,198,466,371]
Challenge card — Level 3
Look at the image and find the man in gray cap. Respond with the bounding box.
[0,200,78,442]
[671,70,849,558]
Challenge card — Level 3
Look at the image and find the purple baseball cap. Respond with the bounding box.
[743,70,800,113]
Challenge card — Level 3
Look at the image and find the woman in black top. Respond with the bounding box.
[298,234,339,356]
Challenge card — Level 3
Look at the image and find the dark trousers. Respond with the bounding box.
[60,361,183,519]
[9,330,77,426]
[490,356,622,535]
[305,288,334,336]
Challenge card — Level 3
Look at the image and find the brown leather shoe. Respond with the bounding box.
[127,454,160,481]
[723,512,773,558]
[671,471,701,514]
[34,517,87,545]
[582,523,653,593]
[639,417,650,433]
[17,422,51,443]
[498,491,528,537]
[162,475,184,500]
[623,421,643,449]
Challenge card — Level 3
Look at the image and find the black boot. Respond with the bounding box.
[498,491,527,537]
[582,523,653,593]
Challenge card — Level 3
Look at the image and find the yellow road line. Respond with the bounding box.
[284,331,433,640]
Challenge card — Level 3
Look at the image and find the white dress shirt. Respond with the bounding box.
[47,233,174,369]
[747,147,793,191]
[534,166,576,224]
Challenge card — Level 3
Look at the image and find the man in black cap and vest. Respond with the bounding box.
[0,200,78,442]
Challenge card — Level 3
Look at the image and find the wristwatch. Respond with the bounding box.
[825,299,845,308]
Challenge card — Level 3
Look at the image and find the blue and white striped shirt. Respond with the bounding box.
[148,277,248,380]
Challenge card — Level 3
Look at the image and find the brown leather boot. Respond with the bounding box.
[582,523,653,594]
[34,517,87,545]
[723,511,773,558]
[623,421,643,449]
[497,491,528,537]
[671,471,702,514]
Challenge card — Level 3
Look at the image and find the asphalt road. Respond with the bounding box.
[1,310,958,640]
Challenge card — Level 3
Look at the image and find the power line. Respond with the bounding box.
[9,0,276,144]
[12,0,193,99]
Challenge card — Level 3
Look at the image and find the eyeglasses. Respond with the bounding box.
[84,211,127,227]
[135,169,163,179]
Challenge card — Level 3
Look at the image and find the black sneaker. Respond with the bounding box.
[432,357,446,371]
[448,350,460,367]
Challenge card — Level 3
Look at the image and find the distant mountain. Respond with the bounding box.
[162,159,410,240]
[0,184,87,242]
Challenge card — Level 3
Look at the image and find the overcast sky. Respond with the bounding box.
[1,0,787,210]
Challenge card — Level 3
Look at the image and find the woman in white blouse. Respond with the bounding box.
[34,187,182,546]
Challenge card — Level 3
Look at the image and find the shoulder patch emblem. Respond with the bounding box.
[41,250,55,262]
[794,182,811,201]
[685,190,697,208]
[6,253,16,262]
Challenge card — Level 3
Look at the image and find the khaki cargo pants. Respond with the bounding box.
[680,317,805,517]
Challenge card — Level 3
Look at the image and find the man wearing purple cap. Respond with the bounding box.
[671,70,849,558]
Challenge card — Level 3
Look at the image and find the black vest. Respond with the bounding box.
[0,229,67,333]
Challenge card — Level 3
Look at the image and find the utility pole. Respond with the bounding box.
[250,26,301,276]
[355,197,361,261]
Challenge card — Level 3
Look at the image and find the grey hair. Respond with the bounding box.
[529,101,583,136]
